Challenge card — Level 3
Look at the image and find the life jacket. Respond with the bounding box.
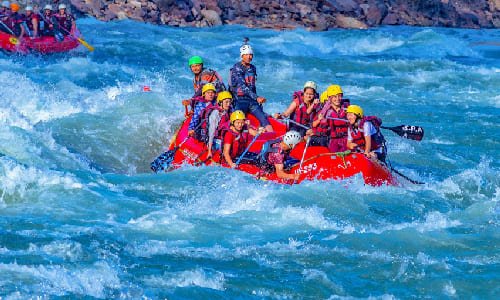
[193,69,221,95]
[53,12,74,33]
[220,124,250,159]
[7,12,24,35]
[349,116,385,151]
[228,63,256,97]
[329,108,348,138]
[258,138,284,164]
[25,13,40,33]
[39,12,53,35]
[290,91,319,127]
[188,95,211,113]
[314,99,350,137]
[196,103,231,142]
[341,98,350,109]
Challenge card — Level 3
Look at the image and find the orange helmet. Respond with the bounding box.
[10,3,19,12]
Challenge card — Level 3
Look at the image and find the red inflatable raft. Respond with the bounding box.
[154,114,399,186]
[0,32,80,54]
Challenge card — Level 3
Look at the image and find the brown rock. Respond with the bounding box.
[382,12,401,25]
[490,0,500,11]
[130,7,147,21]
[336,14,368,28]
[326,0,359,12]
[201,9,222,26]
[365,3,388,26]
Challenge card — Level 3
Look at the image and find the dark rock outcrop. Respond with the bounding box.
[37,0,500,30]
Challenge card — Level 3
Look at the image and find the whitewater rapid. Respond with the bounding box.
[0,19,499,298]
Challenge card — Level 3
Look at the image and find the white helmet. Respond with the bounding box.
[44,4,52,10]
[1,1,10,8]
[240,44,253,57]
[283,131,302,149]
[58,3,66,9]
[303,81,317,92]
[25,5,33,11]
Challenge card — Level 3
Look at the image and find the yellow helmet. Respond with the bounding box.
[346,105,363,117]
[230,110,246,123]
[327,85,343,97]
[320,91,328,103]
[217,91,233,104]
[202,83,216,95]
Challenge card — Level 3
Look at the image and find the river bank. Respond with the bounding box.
[42,0,497,31]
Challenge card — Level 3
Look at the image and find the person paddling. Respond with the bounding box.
[187,83,216,137]
[346,105,387,162]
[274,81,320,136]
[229,41,273,132]
[258,130,304,181]
[0,1,9,19]
[201,91,233,158]
[52,4,75,35]
[5,3,25,38]
[221,110,263,168]
[40,4,54,37]
[310,85,349,152]
[188,56,225,97]
[24,5,39,38]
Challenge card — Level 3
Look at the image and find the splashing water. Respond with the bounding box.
[0,19,499,298]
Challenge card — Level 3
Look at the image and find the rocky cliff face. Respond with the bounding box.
[64,0,500,30]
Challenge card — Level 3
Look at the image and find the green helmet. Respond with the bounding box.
[189,56,203,66]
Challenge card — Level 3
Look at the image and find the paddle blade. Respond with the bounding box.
[78,38,94,51]
[150,148,177,173]
[382,125,424,141]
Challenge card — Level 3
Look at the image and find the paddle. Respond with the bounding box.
[58,24,94,51]
[390,167,425,185]
[234,132,261,167]
[36,10,64,42]
[325,117,424,141]
[295,136,310,183]
[278,118,311,130]
[380,125,424,141]
[0,19,15,35]
[150,135,191,173]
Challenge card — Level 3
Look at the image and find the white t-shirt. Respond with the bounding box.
[348,121,382,153]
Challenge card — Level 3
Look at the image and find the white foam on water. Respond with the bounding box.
[428,139,455,145]
[0,158,84,203]
[272,205,343,231]
[456,254,500,266]
[334,35,404,55]
[302,269,345,294]
[142,267,225,291]
[0,261,121,298]
[28,240,85,263]
[365,211,461,234]
[443,282,456,297]
[127,210,195,235]
[436,153,457,164]
[328,294,397,300]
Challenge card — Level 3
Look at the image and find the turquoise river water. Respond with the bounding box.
[0,18,499,299]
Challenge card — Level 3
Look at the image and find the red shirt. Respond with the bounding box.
[223,128,249,159]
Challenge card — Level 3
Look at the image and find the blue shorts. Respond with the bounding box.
[235,97,271,127]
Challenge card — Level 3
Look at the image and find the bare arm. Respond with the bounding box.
[32,19,38,37]
[275,164,299,180]
[347,140,357,150]
[364,135,372,154]
[223,143,235,168]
